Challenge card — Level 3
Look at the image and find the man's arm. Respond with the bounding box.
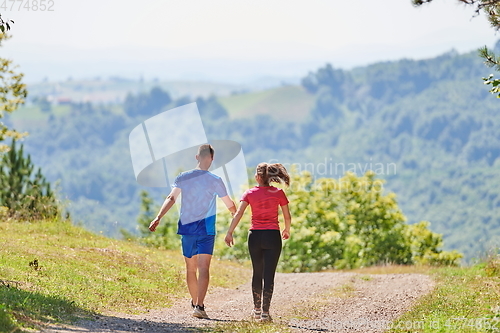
[220,195,237,216]
[149,187,181,232]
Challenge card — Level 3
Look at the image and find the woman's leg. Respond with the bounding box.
[262,230,282,313]
[248,230,264,309]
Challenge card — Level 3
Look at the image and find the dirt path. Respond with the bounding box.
[42,272,434,333]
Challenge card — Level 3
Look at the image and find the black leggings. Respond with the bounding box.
[247,229,282,313]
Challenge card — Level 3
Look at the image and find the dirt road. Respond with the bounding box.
[42,272,434,332]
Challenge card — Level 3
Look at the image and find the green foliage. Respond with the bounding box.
[10,47,500,262]
[135,190,179,249]
[32,96,52,113]
[302,63,347,99]
[406,221,463,266]
[124,86,172,117]
[0,32,28,152]
[217,171,462,272]
[0,140,60,219]
[0,14,13,34]
[483,73,500,97]
[413,1,500,99]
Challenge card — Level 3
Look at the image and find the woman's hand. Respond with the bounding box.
[149,217,160,232]
[225,233,234,247]
[282,228,290,240]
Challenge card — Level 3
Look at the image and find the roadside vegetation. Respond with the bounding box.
[0,219,249,332]
[388,257,500,333]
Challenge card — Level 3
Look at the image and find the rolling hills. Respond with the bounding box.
[4,46,500,262]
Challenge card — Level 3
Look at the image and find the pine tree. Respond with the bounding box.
[0,140,60,219]
[413,0,500,98]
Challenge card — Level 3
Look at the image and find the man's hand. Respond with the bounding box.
[225,233,234,247]
[149,217,160,232]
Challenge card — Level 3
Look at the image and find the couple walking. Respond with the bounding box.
[149,144,291,321]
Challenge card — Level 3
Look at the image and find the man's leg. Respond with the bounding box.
[184,255,199,304]
[195,253,212,306]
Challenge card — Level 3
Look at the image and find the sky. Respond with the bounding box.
[1,0,498,84]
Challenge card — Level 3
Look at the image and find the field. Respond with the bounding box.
[218,85,314,121]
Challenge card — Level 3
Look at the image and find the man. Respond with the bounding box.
[149,144,236,319]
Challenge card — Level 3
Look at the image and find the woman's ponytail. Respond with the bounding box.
[256,162,290,186]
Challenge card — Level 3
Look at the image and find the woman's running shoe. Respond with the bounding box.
[251,308,261,320]
[260,313,272,322]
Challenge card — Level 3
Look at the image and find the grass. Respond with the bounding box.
[0,218,249,332]
[212,262,500,333]
[386,263,500,332]
[12,104,72,120]
[212,320,291,333]
[3,219,500,333]
[342,264,434,275]
[338,263,500,332]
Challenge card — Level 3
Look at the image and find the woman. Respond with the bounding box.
[225,162,291,322]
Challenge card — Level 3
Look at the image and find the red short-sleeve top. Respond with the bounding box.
[240,186,289,230]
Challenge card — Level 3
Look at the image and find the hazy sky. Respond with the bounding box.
[1,0,498,83]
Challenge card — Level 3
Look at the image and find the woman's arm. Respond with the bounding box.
[281,204,291,240]
[224,201,249,247]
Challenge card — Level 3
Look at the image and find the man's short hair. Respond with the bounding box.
[198,144,214,158]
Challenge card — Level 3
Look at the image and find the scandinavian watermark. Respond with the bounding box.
[267,158,397,194]
[269,158,397,178]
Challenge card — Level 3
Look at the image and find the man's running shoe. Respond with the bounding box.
[193,304,209,319]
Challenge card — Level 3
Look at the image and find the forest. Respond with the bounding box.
[5,42,500,262]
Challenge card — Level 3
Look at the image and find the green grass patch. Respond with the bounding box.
[212,320,291,333]
[341,264,435,275]
[218,85,315,122]
[388,264,500,332]
[13,104,72,120]
[0,219,249,332]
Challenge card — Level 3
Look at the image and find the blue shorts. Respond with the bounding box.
[181,235,215,258]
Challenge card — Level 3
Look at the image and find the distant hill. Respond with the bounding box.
[218,85,315,122]
[23,78,282,105]
[6,47,500,262]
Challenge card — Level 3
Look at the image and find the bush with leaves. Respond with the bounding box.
[132,190,179,249]
[216,171,462,272]
[0,140,61,219]
[0,30,28,152]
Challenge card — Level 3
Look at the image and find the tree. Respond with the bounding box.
[412,0,500,97]
[0,140,60,219]
[0,27,28,152]
[216,171,462,272]
[134,190,179,249]
[124,86,172,117]
[0,14,13,33]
